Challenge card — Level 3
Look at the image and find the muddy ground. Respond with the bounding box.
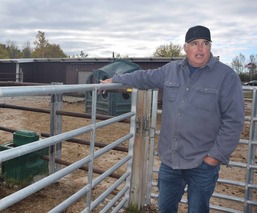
[0,96,256,213]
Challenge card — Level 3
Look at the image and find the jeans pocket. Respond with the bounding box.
[190,161,220,190]
[201,160,219,170]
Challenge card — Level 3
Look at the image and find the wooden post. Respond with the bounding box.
[129,89,152,210]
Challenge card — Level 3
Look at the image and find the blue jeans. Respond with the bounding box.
[158,162,220,213]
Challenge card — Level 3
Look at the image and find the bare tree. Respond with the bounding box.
[231,53,246,74]
[6,40,22,58]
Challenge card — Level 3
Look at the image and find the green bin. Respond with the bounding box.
[85,59,141,116]
[0,130,48,181]
[13,130,39,146]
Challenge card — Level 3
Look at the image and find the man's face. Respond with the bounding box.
[184,39,211,67]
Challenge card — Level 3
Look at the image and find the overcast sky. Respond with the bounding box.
[0,0,256,65]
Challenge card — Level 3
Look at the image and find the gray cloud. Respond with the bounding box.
[0,0,256,63]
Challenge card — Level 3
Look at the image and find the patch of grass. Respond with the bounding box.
[244,91,253,99]
[124,204,141,213]
[0,175,33,189]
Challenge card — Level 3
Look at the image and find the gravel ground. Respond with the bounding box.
[0,96,256,212]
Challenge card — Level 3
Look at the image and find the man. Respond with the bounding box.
[100,25,245,213]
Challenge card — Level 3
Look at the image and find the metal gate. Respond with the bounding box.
[0,83,141,212]
[146,88,257,212]
[1,84,257,212]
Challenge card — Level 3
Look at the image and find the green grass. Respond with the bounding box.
[244,91,253,99]
[0,175,34,189]
[124,204,141,213]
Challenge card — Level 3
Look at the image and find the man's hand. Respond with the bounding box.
[99,78,113,94]
[100,78,113,84]
[203,156,219,166]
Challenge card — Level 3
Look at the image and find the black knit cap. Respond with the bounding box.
[185,25,211,43]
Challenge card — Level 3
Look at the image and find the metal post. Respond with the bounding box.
[86,88,97,212]
[244,89,257,212]
[49,82,63,173]
[15,63,19,82]
[146,89,159,204]
[19,68,23,82]
[124,88,138,208]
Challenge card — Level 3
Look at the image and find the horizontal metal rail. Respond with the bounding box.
[100,186,130,213]
[90,173,130,211]
[0,103,130,123]
[209,205,243,213]
[0,83,137,212]
[50,156,132,213]
[0,83,126,97]
[147,87,257,212]
[0,111,134,163]
[0,132,133,211]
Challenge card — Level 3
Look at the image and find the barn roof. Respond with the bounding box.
[0,57,184,64]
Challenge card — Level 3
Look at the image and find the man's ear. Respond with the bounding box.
[183,44,187,53]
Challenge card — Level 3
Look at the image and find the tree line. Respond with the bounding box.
[121,42,257,83]
[0,31,185,59]
[153,43,257,83]
[0,31,256,82]
[0,31,67,58]
[231,53,257,82]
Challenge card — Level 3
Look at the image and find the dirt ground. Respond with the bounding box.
[0,96,256,213]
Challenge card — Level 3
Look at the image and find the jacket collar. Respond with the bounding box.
[180,53,217,71]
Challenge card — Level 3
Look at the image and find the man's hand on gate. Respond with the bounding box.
[99,78,113,94]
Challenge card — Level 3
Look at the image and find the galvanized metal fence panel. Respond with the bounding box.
[0,83,138,212]
[3,83,257,212]
[146,87,257,212]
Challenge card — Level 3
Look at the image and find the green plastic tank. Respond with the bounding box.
[0,130,48,181]
[85,59,141,116]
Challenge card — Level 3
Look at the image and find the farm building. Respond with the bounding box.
[0,57,184,85]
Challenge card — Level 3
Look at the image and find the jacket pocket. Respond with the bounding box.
[164,81,180,102]
[193,86,218,111]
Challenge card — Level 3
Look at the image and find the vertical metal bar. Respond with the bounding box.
[244,89,257,213]
[49,82,63,173]
[49,93,56,174]
[146,89,158,204]
[124,89,138,206]
[15,63,19,82]
[55,92,63,171]
[86,88,97,212]
[19,68,23,82]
